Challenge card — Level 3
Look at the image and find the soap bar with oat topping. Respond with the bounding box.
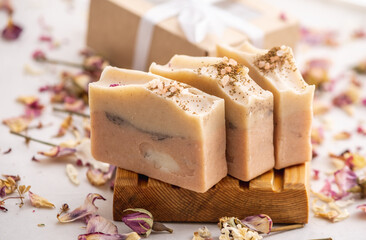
[217,43,315,169]
[150,56,275,181]
[89,66,227,193]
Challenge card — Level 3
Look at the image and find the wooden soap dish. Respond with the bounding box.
[113,163,309,223]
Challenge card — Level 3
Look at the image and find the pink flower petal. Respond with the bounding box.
[32,50,47,61]
[38,146,76,158]
[2,20,22,41]
[86,215,118,234]
[39,35,52,42]
[334,166,358,194]
[87,165,116,186]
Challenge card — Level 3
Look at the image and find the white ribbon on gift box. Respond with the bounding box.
[132,0,264,70]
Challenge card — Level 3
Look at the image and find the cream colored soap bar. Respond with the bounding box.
[150,56,274,181]
[217,43,315,169]
[89,67,227,193]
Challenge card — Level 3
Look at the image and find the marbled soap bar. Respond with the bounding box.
[150,56,274,181]
[89,66,227,193]
[217,43,315,169]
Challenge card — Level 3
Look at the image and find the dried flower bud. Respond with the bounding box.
[122,208,173,237]
[122,209,153,236]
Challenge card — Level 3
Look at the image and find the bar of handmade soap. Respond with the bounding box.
[217,43,315,169]
[89,66,227,193]
[150,56,274,181]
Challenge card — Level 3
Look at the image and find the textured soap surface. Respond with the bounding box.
[217,43,315,169]
[89,67,227,193]
[150,56,275,181]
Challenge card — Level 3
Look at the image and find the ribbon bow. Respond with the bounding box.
[133,0,263,70]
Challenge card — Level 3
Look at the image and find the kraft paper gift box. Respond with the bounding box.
[87,0,299,71]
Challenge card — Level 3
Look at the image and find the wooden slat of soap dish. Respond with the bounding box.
[113,163,309,223]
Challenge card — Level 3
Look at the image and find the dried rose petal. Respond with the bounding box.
[64,99,85,112]
[32,50,47,61]
[333,93,352,107]
[38,146,76,158]
[3,116,32,133]
[329,151,366,170]
[321,166,358,200]
[83,55,109,76]
[55,115,73,137]
[2,19,22,41]
[66,164,79,185]
[311,127,324,145]
[57,193,106,223]
[86,215,118,234]
[334,166,358,195]
[241,214,272,234]
[83,118,91,138]
[357,126,366,135]
[333,131,351,140]
[313,101,330,115]
[302,59,330,86]
[25,99,44,118]
[73,73,92,91]
[86,165,115,186]
[320,179,340,200]
[39,35,52,42]
[29,191,55,208]
[17,96,39,105]
[78,232,140,240]
[352,29,366,39]
[312,199,349,222]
